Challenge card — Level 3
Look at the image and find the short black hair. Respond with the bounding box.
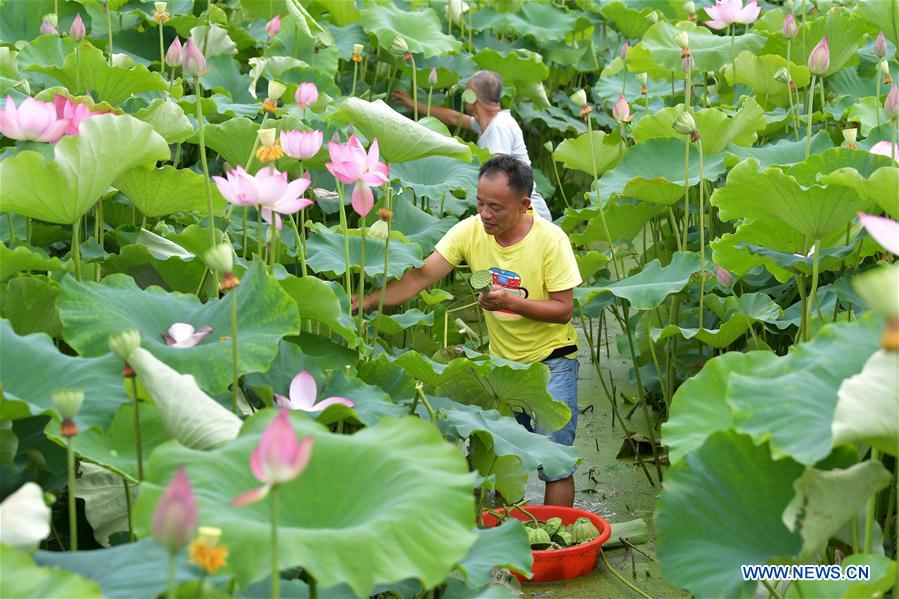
[478,155,534,198]
[468,70,502,104]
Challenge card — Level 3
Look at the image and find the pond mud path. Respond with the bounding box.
[516,326,690,598]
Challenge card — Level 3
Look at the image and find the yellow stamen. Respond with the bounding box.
[189,538,229,575]
[256,143,284,163]
[262,98,278,113]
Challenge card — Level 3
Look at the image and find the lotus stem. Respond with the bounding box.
[351,60,358,97]
[426,85,433,118]
[586,114,622,279]
[71,218,82,281]
[194,78,217,252]
[130,376,143,480]
[242,206,249,259]
[863,448,880,554]
[123,477,134,542]
[410,55,419,121]
[66,435,77,551]
[158,21,165,73]
[308,578,317,599]
[600,551,653,599]
[876,75,882,130]
[805,238,821,339]
[288,213,307,278]
[357,216,367,343]
[819,77,826,137]
[231,287,239,415]
[167,550,177,598]
[269,219,280,274]
[786,41,800,140]
[805,75,817,159]
[730,26,736,92]
[105,2,114,66]
[270,485,280,599]
[257,206,264,261]
[682,136,690,251]
[893,120,898,162]
[375,185,393,338]
[74,46,80,94]
[697,138,705,330]
[550,157,570,208]
[416,384,437,422]
[336,183,352,299]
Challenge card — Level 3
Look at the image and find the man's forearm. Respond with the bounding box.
[426,105,471,130]
[501,295,573,324]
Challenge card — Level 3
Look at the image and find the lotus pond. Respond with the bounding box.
[1,0,898,597]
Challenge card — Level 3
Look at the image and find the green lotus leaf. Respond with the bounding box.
[710,157,871,241]
[857,0,899,46]
[0,114,169,225]
[640,21,766,73]
[516,102,586,136]
[783,461,892,560]
[72,462,137,546]
[316,0,360,27]
[0,276,62,338]
[592,65,674,104]
[27,43,167,104]
[853,263,899,319]
[392,156,478,205]
[189,24,237,59]
[724,52,810,108]
[457,520,533,587]
[632,101,766,155]
[553,130,623,177]
[759,9,866,78]
[134,98,193,144]
[785,554,897,599]
[371,308,433,337]
[600,1,654,39]
[821,165,899,219]
[389,198,459,255]
[786,147,894,187]
[739,239,879,280]
[359,2,461,58]
[656,431,803,599]
[329,98,471,163]
[134,412,478,595]
[723,130,833,169]
[279,275,358,347]
[472,3,578,43]
[305,222,424,279]
[2,545,102,599]
[601,138,726,205]
[394,350,571,432]
[577,252,702,311]
[0,319,130,430]
[576,251,611,283]
[57,262,299,394]
[845,96,892,137]
[471,48,549,84]
[113,165,227,219]
[0,244,67,281]
[35,538,204,599]
[831,350,899,457]
[431,396,578,481]
[651,292,782,349]
[561,200,667,247]
[284,0,335,47]
[468,432,528,501]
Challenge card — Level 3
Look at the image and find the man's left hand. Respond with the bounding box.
[478,285,510,311]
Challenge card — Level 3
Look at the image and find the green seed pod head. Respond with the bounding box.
[368,219,389,241]
[571,517,600,544]
[672,111,697,135]
[527,526,552,548]
[109,329,141,360]
[470,270,493,290]
[569,89,588,107]
[461,88,477,105]
[53,388,85,419]
[773,67,791,84]
[204,242,234,274]
[389,35,409,55]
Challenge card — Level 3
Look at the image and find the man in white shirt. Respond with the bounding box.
[393,70,553,221]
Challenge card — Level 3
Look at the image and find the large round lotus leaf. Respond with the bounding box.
[600,137,726,205]
[35,538,209,599]
[359,3,461,58]
[831,350,899,457]
[113,165,227,218]
[857,0,899,46]
[723,130,833,170]
[641,21,766,73]
[27,43,167,104]
[553,130,623,177]
[471,48,549,84]
[785,147,894,187]
[592,64,673,104]
[631,101,766,155]
[560,201,666,247]
[0,114,169,224]
[329,98,471,163]
[2,545,102,599]
[710,157,872,240]
[57,262,299,394]
[305,222,424,279]
[279,275,359,347]
[656,431,803,599]
[845,96,892,137]
[457,520,533,587]
[723,52,810,108]
[391,156,478,204]
[821,166,899,219]
[388,198,458,255]
[133,98,193,145]
[0,319,129,431]
[134,412,478,595]
[0,245,67,282]
[471,3,578,43]
[600,1,654,38]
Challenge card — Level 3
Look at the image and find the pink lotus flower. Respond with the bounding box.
[274,371,354,413]
[807,36,830,76]
[52,96,104,136]
[280,129,323,160]
[153,467,198,553]
[70,13,85,41]
[612,95,632,123]
[874,32,887,58]
[40,19,58,35]
[0,96,68,142]
[704,0,760,30]
[885,85,899,121]
[231,409,313,506]
[326,134,389,217]
[869,140,898,161]
[782,12,797,39]
[163,323,213,348]
[165,37,182,68]
[294,82,318,110]
[255,169,313,229]
[182,39,207,77]
[858,212,899,255]
[212,165,258,206]
[265,15,281,37]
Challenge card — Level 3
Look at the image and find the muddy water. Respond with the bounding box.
[514,328,690,598]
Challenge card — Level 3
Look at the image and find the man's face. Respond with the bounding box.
[476,173,530,237]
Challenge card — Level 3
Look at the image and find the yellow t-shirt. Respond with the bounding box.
[435,215,582,364]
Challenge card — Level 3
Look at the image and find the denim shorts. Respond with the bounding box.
[514,355,579,482]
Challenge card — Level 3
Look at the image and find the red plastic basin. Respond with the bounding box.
[481,505,611,583]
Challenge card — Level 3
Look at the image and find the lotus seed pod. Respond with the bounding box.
[673,31,689,50]
[683,1,695,14]
[368,219,389,240]
[353,43,364,55]
[203,242,234,274]
[526,527,552,549]
[110,53,133,68]
[569,89,588,107]
[878,60,890,76]
[773,67,791,84]
[647,10,659,24]
[267,80,286,101]
[635,72,648,85]
[52,389,85,420]
[257,127,277,147]
[196,526,222,546]
[543,140,554,153]
[389,35,409,55]
[842,128,857,146]
[154,2,167,13]
[672,111,697,135]
[109,329,141,360]
[571,517,600,544]
[461,88,477,104]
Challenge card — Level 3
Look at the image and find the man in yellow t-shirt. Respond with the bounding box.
[356,155,582,507]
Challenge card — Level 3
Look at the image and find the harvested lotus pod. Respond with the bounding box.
[527,526,552,550]
[571,517,600,544]
[552,527,574,547]
[542,517,564,536]
[470,270,493,290]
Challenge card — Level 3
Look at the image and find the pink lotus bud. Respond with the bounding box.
[885,84,899,121]
[181,39,207,77]
[807,36,830,76]
[620,41,629,61]
[294,82,318,110]
[70,13,86,41]
[265,15,281,37]
[165,37,183,68]
[428,67,438,87]
[40,19,58,35]
[612,94,632,123]
[716,265,734,288]
[782,12,797,39]
[153,467,198,553]
[874,32,887,58]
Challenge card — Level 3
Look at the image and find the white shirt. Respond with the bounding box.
[471,111,552,221]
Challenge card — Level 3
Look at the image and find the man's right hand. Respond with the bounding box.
[392,91,414,109]
[351,294,367,315]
